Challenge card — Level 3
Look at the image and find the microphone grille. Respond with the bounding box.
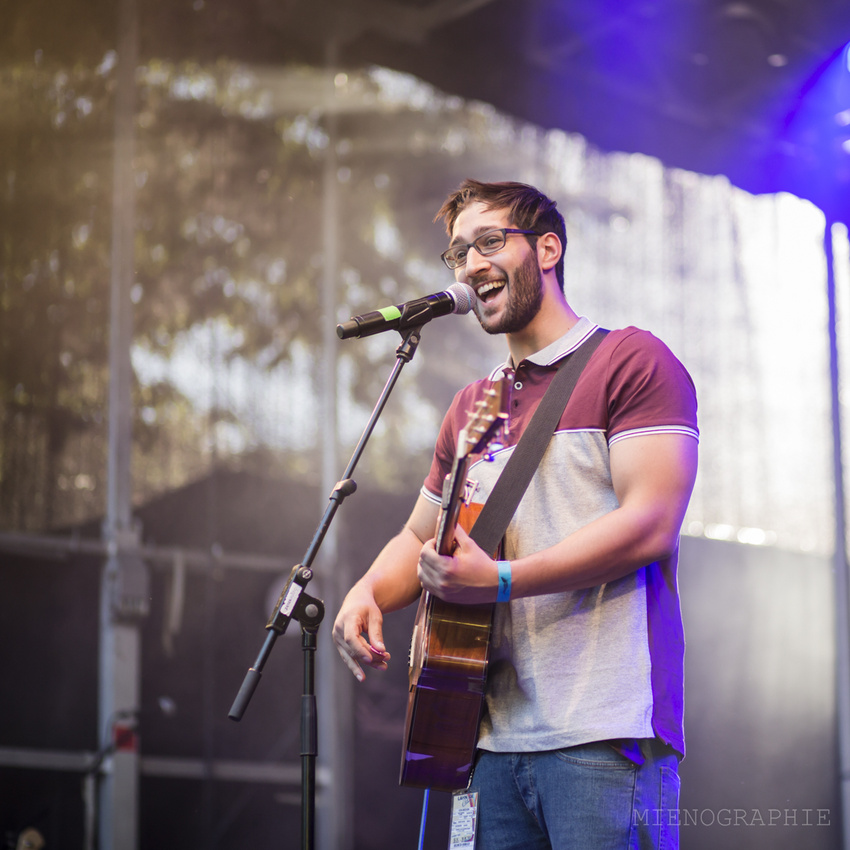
[448,283,476,315]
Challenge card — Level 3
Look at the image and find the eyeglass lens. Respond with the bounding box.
[444,229,508,269]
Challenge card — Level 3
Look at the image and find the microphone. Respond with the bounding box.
[336,283,476,339]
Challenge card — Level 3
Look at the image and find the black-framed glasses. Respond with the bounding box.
[440,228,538,270]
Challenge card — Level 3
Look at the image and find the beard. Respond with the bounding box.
[473,250,544,335]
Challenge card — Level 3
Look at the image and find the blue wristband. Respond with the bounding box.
[496,560,512,603]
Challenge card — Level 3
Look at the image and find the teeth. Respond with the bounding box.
[477,280,505,298]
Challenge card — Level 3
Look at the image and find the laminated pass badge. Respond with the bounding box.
[449,791,479,849]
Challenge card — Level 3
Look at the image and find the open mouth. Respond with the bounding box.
[475,279,506,302]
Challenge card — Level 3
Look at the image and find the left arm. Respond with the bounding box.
[417,432,698,603]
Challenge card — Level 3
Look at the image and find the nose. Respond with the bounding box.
[461,244,491,279]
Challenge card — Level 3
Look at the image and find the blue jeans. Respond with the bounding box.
[466,739,680,849]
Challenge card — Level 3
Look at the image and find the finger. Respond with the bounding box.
[347,626,389,672]
[366,611,389,658]
[417,552,434,588]
[418,551,445,597]
[335,640,366,682]
[453,523,479,553]
[333,616,377,679]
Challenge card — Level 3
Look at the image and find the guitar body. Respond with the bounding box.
[400,504,495,791]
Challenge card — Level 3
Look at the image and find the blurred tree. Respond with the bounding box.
[0,47,509,531]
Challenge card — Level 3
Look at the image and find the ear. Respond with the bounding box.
[536,232,562,273]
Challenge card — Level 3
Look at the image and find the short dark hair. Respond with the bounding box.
[435,179,567,291]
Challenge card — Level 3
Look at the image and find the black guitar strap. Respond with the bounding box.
[468,328,609,555]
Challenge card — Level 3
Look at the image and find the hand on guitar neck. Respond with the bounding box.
[417,522,502,605]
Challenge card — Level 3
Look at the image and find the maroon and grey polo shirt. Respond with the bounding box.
[421,317,699,757]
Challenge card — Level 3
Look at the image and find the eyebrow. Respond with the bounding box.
[449,225,502,248]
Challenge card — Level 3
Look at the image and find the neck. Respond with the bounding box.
[506,289,579,364]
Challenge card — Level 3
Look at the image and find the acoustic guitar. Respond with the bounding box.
[399,378,509,791]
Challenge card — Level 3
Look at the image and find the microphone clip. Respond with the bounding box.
[266,564,325,634]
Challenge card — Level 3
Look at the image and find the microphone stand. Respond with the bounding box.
[228,324,426,850]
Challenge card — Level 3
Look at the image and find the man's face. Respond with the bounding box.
[450,202,543,336]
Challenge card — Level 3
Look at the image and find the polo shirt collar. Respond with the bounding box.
[504,316,600,371]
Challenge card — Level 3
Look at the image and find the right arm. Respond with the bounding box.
[332,493,440,681]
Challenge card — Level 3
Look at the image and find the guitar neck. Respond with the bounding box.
[434,455,471,556]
